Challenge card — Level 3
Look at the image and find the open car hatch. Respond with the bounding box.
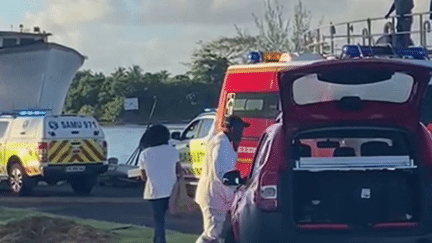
[278,59,432,130]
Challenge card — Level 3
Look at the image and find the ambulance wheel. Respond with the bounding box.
[9,163,34,196]
[69,175,97,195]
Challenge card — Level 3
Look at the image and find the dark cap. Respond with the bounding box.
[224,115,250,128]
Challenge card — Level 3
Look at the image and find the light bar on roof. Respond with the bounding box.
[342,45,428,60]
[263,52,283,62]
[16,109,50,116]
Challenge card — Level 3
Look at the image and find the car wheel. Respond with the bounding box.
[224,225,237,243]
[9,163,35,196]
[69,175,97,195]
[223,213,238,243]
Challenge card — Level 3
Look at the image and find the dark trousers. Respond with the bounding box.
[395,16,413,48]
[149,197,169,243]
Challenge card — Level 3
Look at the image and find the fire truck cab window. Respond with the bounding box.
[231,93,280,118]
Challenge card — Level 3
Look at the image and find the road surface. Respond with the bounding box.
[0,181,203,235]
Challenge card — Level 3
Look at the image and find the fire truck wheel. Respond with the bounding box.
[69,175,97,195]
[9,163,35,196]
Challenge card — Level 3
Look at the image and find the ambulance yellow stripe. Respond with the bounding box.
[68,154,77,163]
[84,140,104,161]
[58,149,72,163]
[49,141,57,148]
[76,154,84,162]
[49,141,68,161]
[81,147,95,161]
[54,146,72,163]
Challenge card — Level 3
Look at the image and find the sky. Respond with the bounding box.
[1,0,431,76]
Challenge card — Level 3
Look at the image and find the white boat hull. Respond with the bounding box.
[0,43,85,115]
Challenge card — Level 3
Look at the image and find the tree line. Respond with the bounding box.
[63,0,314,123]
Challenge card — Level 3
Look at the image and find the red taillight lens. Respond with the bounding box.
[257,171,279,211]
[38,142,48,163]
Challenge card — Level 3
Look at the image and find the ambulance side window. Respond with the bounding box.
[232,93,280,119]
[0,122,9,138]
[182,120,200,140]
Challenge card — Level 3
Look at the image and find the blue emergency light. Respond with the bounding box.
[396,47,427,60]
[16,110,49,116]
[342,45,428,60]
[342,45,363,58]
[248,51,262,63]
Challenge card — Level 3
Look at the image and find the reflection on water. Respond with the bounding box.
[101,124,185,164]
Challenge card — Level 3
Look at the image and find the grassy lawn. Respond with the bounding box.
[0,207,199,243]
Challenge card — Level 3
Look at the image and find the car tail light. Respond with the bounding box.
[257,171,279,211]
[38,142,48,163]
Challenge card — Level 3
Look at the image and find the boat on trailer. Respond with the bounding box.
[0,28,85,115]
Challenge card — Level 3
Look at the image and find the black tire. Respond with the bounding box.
[69,175,97,195]
[224,225,237,243]
[223,213,237,243]
[8,163,35,196]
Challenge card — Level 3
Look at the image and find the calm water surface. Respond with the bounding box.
[101,124,186,164]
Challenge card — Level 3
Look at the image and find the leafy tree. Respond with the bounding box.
[101,96,124,122]
[236,0,313,52]
[77,105,96,116]
[169,74,192,83]
[186,36,257,84]
[158,70,171,83]
[291,0,312,52]
[252,0,291,51]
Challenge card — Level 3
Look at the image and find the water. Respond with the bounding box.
[101,124,186,164]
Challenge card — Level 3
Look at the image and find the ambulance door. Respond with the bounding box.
[177,120,201,172]
[0,121,10,178]
[189,118,214,176]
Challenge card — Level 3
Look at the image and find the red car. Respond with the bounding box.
[223,56,432,243]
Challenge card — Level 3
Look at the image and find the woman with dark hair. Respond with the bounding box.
[138,124,180,243]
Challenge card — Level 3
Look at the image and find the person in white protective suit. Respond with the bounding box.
[195,115,249,243]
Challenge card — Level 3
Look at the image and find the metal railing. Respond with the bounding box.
[303,11,432,57]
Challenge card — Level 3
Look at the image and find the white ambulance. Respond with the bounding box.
[0,110,108,195]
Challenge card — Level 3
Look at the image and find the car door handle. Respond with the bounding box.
[200,143,205,145]
[186,145,190,148]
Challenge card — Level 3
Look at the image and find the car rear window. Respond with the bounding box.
[292,72,414,105]
[291,128,413,171]
[228,93,280,118]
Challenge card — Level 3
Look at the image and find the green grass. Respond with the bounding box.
[0,207,199,243]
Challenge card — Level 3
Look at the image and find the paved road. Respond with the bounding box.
[0,182,203,235]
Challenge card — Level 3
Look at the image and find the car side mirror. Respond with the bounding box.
[171,131,181,140]
[222,170,244,186]
[108,157,118,165]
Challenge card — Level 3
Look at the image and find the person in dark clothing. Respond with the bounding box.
[385,0,414,48]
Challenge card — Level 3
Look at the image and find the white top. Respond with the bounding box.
[195,132,237,211]
[139,144,180,200]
